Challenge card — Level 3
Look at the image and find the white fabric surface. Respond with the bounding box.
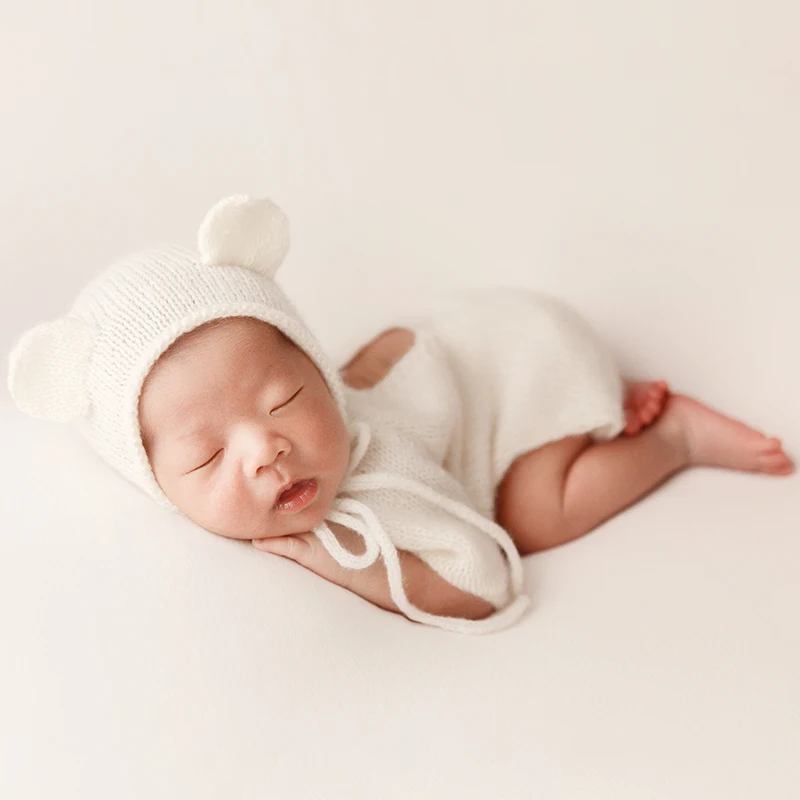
[2,1,799,797]
[2,374,799,799]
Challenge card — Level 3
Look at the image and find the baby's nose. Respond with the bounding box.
[232,424,291,478]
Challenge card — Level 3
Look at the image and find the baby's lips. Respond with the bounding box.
[274,479,318,512]
[274,478,299,506]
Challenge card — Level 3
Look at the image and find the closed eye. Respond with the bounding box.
[270,387,303,415]
[187,449,222,474]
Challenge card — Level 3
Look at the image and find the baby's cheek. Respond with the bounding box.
[181,474,244,538]
[211,475,282,539]
[215,483,253,534]
[306,403,347,455]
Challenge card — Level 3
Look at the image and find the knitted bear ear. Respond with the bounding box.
[7,318,94,422]
[197,195,290,279]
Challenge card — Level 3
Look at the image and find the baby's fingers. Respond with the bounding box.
[252,534,313,563]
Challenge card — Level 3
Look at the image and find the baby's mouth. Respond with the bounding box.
[274,479,318,513]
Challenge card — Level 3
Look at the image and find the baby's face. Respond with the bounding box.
[138,317,351,541]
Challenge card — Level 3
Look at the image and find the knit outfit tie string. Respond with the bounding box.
[313,422,530,634]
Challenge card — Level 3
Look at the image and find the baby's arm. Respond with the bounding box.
[340,328,416,389]
[253,523,495,621]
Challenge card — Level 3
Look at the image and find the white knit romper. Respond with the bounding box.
[313,288,626,635]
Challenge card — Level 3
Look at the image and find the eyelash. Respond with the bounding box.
[270,386,303,415]
[190,450,221,474]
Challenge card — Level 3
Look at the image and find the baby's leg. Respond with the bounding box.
[496,394,794,555]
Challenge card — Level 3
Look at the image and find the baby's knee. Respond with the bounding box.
[496,495,564,555]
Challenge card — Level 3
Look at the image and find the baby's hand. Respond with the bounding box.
[252,524,495,621]
[252,525,399,613]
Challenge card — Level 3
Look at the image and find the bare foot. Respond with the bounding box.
[657,395,795,475]
[623,379,671,436]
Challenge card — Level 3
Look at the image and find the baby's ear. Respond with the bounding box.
[7,318,94,422]
[197,195,290,279]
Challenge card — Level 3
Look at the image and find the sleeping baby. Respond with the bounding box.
[8,196,794,633]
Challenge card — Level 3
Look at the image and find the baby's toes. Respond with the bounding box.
[648,384,666,403]
[648,380,668,402]
[642,396,663,423]
[758,450,794,475]
[758,438,785,456]
[624,415,642,435]
[654,383,670,405]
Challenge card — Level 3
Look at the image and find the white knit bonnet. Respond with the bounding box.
[7,195,349,511]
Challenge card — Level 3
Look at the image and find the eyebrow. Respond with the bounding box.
[172,409,213,444]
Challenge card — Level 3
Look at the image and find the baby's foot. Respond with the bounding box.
[659,395,795,475]
[623,378,670,436]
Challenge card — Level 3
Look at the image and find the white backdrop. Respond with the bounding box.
[2,3,798,799]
